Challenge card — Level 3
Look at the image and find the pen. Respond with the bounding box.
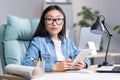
[55,61,62,64]
[55,59,72,63]
[55,61,62,62]
[30,57,37,67]
[37,57,41,67]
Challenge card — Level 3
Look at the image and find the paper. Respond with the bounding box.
[5,64,44,79]
[87,41,97,55]
[73,49,91,63]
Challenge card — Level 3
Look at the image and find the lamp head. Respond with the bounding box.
[91,15,105,34]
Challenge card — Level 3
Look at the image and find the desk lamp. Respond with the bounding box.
[90,15,112,67]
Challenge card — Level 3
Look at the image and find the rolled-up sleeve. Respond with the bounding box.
[22,38,39,66]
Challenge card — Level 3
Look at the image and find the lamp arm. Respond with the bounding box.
[103,34,112,65]
[103,24,112,65]
[103,23,112,36]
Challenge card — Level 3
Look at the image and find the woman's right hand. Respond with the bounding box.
[53,59,73,72]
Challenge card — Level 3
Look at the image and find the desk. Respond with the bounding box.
[0,65,120,80]
[32,71,120,80]
[0,74,28,80]
[0,53,120,80]
[88,52,120,58]
[31,64,120,80]
[32,65,120,80]
[88,52,120,65]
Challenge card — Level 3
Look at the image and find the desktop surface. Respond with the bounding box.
[31,65,120,80]
[1,65,120,80]
[31,71,120,80]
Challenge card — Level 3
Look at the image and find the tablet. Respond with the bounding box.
[73,49,91,63]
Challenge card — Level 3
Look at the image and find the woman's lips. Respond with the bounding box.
[51,28,58,30]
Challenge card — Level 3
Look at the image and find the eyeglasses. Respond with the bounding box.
[44,18,64,25]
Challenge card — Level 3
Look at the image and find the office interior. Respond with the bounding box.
[0,0,120,78]
[0,0,120,52]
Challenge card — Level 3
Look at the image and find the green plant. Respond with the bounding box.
[74,6,100,27]
[113,25,120,34]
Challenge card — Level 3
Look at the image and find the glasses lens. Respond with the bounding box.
[45,18,53,25]
[55,18,64,25]
[45,18,64,25]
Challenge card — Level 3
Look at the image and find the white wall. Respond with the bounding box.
[0,0,120,52]
[0,0,75,42]
[72,0,120,52]
[0,0,44,25]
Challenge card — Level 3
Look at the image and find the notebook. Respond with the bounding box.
[96,66,120,73]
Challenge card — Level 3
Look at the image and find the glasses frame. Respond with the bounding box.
[44,18,64,25]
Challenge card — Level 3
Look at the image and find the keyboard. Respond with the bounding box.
[96,66,120,73]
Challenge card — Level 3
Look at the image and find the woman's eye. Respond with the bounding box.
[56,18,61,21]
[47,18,52,21]
[56,18,60,20]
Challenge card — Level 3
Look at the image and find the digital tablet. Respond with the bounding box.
[73,49,91,63]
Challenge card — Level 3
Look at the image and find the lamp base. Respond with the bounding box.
[98,62,113,67]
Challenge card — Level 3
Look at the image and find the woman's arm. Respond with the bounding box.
[68,38,91,69]
[22,38,40,66]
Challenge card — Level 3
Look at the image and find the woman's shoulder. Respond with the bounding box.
[33,36,44,39]
[32,36,46,42]
[64,36,72,41]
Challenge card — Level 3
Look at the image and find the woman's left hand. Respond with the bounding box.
[73,61,86,69]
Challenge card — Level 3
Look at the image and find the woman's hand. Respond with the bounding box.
[73,61,86,69]
[53,59,73,72]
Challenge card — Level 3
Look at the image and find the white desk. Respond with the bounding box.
[0,65,120,80]
[88,52,120,65]
[32,70,120,80]
[32,65,120,80]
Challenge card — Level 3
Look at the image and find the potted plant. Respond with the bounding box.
[74,6,102,52]
[74,6,100,27]
[113,25,120,34]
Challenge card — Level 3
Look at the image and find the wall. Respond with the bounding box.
[72,0,120,53]
[0,0,75,41]
[0,0,120,52]
[0,0,44,25]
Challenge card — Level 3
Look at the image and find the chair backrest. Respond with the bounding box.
[0,15,39,73]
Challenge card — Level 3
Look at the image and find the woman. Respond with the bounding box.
[22,5,91,72]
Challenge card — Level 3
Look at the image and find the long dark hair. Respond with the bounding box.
[32,5,66,38]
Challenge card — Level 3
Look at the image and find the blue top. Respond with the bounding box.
[22,36,91,72]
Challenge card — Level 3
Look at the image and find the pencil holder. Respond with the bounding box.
[39,60,45,72]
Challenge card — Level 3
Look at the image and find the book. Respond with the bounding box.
[5,64,44,79]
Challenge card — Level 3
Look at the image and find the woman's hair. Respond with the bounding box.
[32,5,66,38]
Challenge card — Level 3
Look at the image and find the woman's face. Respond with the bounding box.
[45,10,64,37]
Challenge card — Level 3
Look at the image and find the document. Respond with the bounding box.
[5,64,44,79]
[73,49,91,63]
[87,41,97,55]
[68,49,91,70]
